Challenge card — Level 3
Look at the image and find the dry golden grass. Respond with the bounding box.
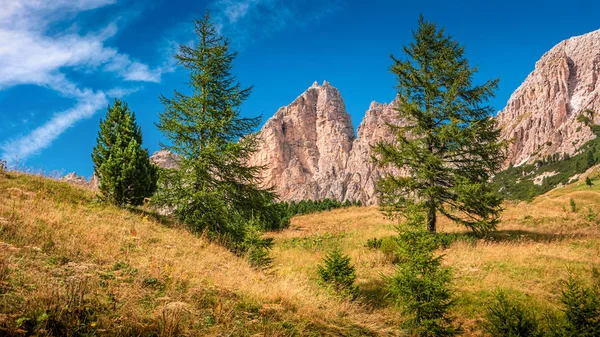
[268,178,600,336]
[1,171,599,336]
[0,172,397,336]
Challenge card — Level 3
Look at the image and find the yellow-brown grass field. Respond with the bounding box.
[1,170,599,336]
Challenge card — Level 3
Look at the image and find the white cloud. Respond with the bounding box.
[0,0,174,164]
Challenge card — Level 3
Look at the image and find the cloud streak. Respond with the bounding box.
[1,91,108,163]
[211,0,340,46]
[0,0,174,164]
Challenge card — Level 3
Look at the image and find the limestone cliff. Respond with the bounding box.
[248,81,398,204]
[497,29,600,166]
[247,81,355,201]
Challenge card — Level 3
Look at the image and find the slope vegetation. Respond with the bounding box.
[1,171,600,335]
[0,172,381,336]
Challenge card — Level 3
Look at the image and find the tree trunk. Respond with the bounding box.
[426,200,436,233]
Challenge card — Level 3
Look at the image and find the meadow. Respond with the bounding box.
[1,169,599,336]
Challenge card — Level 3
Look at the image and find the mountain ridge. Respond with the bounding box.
[245,28,600,203]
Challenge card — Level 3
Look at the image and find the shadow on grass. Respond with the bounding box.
[358,278,392,310]
[126,207,182,229]
[483,229,587,243]
[408,229,587,248]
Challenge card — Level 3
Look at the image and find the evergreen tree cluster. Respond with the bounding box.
[277,198,362,218]
[492,124,600,201]
[90,13,286,265]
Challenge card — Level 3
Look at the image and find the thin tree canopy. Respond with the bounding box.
[154,12,284,238]
[374,16,507,236]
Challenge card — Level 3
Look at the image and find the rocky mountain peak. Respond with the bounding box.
[247,81,399,204]
[248,80,356,201]
[497,29,600,166]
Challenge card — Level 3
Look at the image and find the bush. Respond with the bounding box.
[386,229,459,336]
[570,198,578,213]
[379,236,399,263]
[586,176,593,187]
[585,207,597,223]
[243,225,274,269]
[483,292,542,337]
[317,248,358,298]
[559,271,600,336]
[365,237,382,249]
[220,215,274,269]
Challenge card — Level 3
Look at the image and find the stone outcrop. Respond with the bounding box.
[61,172,99,190]
[150,149,178,169]
[62,172,88,186]
[343,100,403,203]
[248,81,398,204]
[248,81,356,201]
[497,29,600,166]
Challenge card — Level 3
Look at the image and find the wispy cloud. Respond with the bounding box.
[211,0,341,46]
[1,90,108,163]
[0,0,174,164]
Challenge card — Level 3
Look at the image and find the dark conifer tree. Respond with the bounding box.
[92,99,157,206]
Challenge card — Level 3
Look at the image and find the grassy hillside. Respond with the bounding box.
[1,171,600,335]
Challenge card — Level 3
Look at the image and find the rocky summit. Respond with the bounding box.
[497,29,600,166]
[248,81,398,205]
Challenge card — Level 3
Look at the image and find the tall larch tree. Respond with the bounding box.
[154,12,281,238]
[374,16,507,236]
[92,99,158,206]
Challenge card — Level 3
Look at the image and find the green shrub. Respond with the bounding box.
[317,248,358,298]
[365,237,382,249]
[483,292,542,337]
[242,224,274,269]
[570,198,578,213]
[585,207,597,223]
[379,236,399,263]
[559,271,600,336]
[386,229,459,336]
[586,176,593,187]
[221,216,274,269]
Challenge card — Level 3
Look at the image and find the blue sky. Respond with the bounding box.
[1,0,599,178]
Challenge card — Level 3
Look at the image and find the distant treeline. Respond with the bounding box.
[279,198,362,217]
[265,199,362,231]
